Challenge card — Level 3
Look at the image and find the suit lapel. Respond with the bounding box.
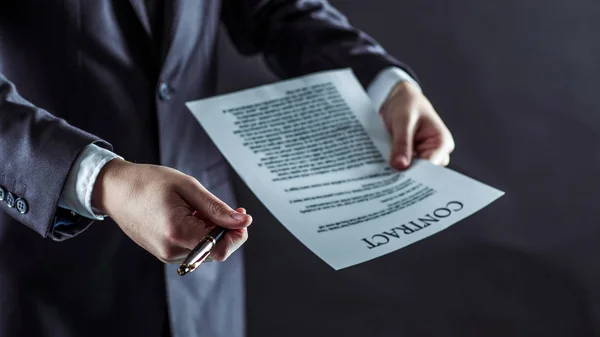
[128,0,153,39]
[159,0,184,65]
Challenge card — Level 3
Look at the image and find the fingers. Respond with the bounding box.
[418,148,450,166]
[387,102,454,169]
[208,228,249,262]
[414,118,455,167]
[389,107,418,170]
[382,82,456,170]
[172,206,250,262]
[178,178,252,229]
[209,207,248,261]
[174,215,212,251]
[181,214,248,262]
[417,140,453,166]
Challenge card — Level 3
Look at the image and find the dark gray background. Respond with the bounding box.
[216,1,600,336]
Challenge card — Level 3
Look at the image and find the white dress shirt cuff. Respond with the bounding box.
[367,66,421,113]
[58,144,122,220]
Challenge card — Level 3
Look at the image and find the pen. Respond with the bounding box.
[177,226,226,276]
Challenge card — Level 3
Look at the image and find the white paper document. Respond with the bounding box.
[186,69,504,270]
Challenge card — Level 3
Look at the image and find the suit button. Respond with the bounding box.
[15,198,28,214]
[5,192,15,208]
[0,186,5,201]
[158,82,172,101]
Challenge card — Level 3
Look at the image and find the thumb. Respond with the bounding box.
[178,178,252,229]
[389,108,418,170]
[198,207,248,263]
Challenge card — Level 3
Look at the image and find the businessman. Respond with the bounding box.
[0,1,454,336]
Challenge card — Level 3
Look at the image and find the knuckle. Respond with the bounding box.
[176,175,199,192]
[207,198,224,216]
[164,223,181,244]
[183,175,199,186]
[157,245,179,261]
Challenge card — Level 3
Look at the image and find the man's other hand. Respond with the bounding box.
[379,81,455,169]
[90,159,252,263]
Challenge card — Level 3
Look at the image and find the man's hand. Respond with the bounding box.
[379,81,455,169]
[91,159,251,263]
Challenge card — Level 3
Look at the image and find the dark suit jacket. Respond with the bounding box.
[0,1,413,336]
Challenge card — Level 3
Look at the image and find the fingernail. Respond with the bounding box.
[231,211,247,221]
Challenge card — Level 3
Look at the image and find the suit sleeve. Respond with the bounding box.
[0,73,111,240]
[221,0,419,88]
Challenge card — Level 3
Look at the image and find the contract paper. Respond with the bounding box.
[186,69,504,270]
